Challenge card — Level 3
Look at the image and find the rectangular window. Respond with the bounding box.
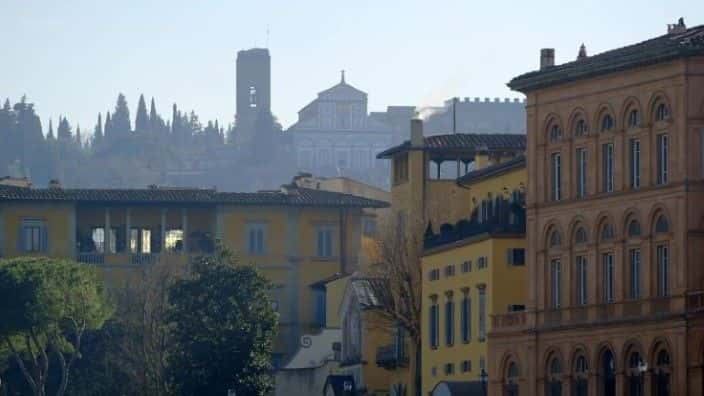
[444,363,455,375]
[629,139,641,189]
[91,227,105,253]
[657,134,669,185]
[550,259,561,308]
[507,248,525,266]
[314,289,326,327]
[461,295,471,343]
[165,229,183,252]
[602,143,614,192]
[22,225,42,252]
[576,256,588,306]
[428,268,440,281]
[576,148,588,198]
[247,223,266,255]
[445,299,454,346]
[444,264,456,277]
[129,228,140,253]
[429,301,439,349]
[657,244,669,297]
[477,256,488,269]
[461,360,472,373]
[141,229,151,254]
[461,260,472,273]
[316,226,334,258]
[551,152,561,201]
[629,249,641,299]
[602,253,615,303]
[478,288,487,341]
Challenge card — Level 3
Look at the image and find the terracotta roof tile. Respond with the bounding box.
[376,133,526,158]
[509,24,704,92]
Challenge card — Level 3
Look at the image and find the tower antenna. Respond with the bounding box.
[266,26,270,48]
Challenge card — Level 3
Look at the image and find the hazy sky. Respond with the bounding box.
[1,1,701,134]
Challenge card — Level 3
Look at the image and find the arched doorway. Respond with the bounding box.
[572,354,588,396]
[546,357,562,396]
[504,361,520,396]
[625,350,646,396]
[600,349,616,396]
[653,349,671,396]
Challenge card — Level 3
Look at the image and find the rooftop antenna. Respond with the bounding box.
[266,26,270,48]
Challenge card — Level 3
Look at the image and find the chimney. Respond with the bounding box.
[410,118,424,147]
[668,17,686,34]
[540,48,555,70]
[48,179,61,189]
[577,44,587,60]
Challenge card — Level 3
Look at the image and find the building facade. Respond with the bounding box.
[490,20,704,396]
[422,158,528,396]
[0,180,387,366]
[287,73,415,188]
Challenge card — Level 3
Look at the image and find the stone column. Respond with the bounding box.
[160,209,167,253]
[615,371,624,396]
[104,208,111,253]
[125,208,131,253]
[181,208,188,253]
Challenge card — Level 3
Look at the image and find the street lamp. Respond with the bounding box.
[480,368,488,396]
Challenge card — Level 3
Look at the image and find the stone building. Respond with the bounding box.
[287,72,415,188]
[489,19,704,396]
[422,97,526,136]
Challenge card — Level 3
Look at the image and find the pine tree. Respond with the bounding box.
[149,97,160,135]
[135,94,149,134]
[111,93,131,136]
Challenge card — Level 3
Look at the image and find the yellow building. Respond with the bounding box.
[420,157,527,395]
[0,180,387,365]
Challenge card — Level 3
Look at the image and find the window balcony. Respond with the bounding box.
[375,344,409,370]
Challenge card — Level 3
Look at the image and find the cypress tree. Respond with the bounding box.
[57,117,72,141]
[46,119,55,140]
[93,113,103,144]
[111,93,131,136]
[135,94,149,134]
[75,124,82,147]
[104,111,112,139]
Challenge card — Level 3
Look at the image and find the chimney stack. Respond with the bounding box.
[540,48,555,70]
[410,118,424,147]
[577,44,587,60]
[668,17,686,34]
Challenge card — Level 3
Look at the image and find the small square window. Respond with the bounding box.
[461,260,472,273]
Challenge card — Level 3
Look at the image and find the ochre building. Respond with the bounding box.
[0,181,387,366]
[490,20,704,396]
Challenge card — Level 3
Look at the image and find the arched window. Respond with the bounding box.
[655,215,669,234]
[575,119,588,137]
[654,349,671,396]
[655,103,670,122]
[505,361,520,396]
[627,351,645,396]
[628,220,641,238]
[575,227,588,244]
[549,124,562,142]
[547,357,563,396]
[601,350,616,396]
[549,230,562,248]
[573,355,589,396]
[601,223,615,241]
[628,109,640,129]
[601,114,615,132]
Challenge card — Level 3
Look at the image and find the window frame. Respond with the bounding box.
[576,147,588,198]
[602,142,615,193]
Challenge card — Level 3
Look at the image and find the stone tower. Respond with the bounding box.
[235,48,271,146]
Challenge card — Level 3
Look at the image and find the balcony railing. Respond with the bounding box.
[493,293,697,333]
[76,252,211,267]
[375,344,409,370]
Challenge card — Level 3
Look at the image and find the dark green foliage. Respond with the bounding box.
[135,94,149,134]
[111,94,131,137]
[167,250,278,396]
[0,257,113,396]
[57,117,72,141]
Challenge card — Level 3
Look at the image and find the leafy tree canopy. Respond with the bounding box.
[167,248,278,396]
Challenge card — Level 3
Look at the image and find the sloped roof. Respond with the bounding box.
[509,23,704,92]
[349,278,382,309]
[0,185,389,208]
[377,133,526,158]
[318,81,367,98]
[457,155,526,185]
